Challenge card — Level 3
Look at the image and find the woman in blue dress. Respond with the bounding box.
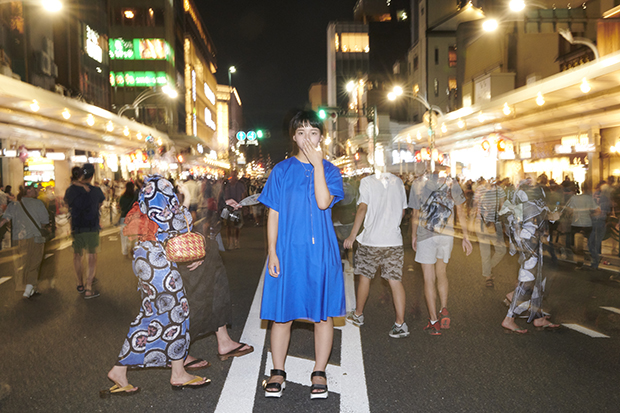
[258,110,345,400]
[101,176,209,397]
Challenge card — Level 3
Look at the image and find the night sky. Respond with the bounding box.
[198,0,357,162]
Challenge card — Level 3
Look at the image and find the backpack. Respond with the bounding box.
[420,182,454,233]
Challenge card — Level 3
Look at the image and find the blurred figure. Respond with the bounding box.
[565,181,600,269]
[118,182,137,258]
[471,178,506,288]
[591,181,611,270]
[0,186,8,250]
[0,184,49,298]
[501,178,559,332]
[223,172,246,249]
[64,164,106,298]
[344,171,409,338]
[409,167,473,336]
[183,175,201,221]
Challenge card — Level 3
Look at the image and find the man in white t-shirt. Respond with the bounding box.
[344,172,409,338]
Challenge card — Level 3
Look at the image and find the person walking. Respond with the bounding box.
[223,172,246,249]
[591,181,611,270]
[409,167,473,336]
[0,184,49,298]
[343,171,409,338]
[471,178,506,288]
[64,164,106,298]
[258,110,345,399]
[565,181,600,269]
[101,176,209,397]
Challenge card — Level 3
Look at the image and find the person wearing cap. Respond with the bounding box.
[64,164,106,298]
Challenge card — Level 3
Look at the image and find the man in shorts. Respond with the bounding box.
[344,171,409,338]
[64,164,105,299]
[409,166,472,335]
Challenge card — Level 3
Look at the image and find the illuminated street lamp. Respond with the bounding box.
[509,0,525,12]
[228,66,236,87]
[42,0,62,12]
[118,86,178,118]
[559,28,600,60]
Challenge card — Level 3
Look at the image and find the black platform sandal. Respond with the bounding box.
[310,371,328,399]
[263,369,286,398]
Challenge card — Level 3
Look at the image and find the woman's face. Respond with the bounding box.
[293,123,322,148]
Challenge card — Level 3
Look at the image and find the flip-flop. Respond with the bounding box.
[217,343,254,361]
[84,289,100,299]
[535,322,561,331]
[184,358,211,370]
[77,285,85,294]
[99,382,140,398]
[502,326,528,334]
[171,376,211,390]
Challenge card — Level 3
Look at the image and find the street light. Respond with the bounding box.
[117,86,178,118]
[41,0,62,12]
[228,66,236,87]
[559,28,600,61]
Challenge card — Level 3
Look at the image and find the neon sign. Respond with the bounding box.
[109,38,173,62]
[85,26,103,63]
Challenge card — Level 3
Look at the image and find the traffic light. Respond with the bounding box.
[318,107,338,120]
[318,109,327,120]
[257,130,264,139]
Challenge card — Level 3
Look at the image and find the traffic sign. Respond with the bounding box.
[247,131,257,141]
[236,131,246,141]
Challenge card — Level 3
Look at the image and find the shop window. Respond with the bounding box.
[448,46,457,67]
[435,48,439,65]
[340,32,369,53]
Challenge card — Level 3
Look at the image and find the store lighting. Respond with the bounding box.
[387,92,396,101]
[123,127,130,136]
[46,152,66,160]
[124,10,135,19]
[478,112,485,123]
[62,108,71,119]
[30,100,39,112]
[324,136,332,146]
[42,0,62,13]
[137,132,142,140]
[611,146,617,153]
[346,81,356,92]
[482,19,498,32]
[393,86,403,96]
[441,123,447,133]
[106,121,114,132]
[457,118,465,129]
[503,103,511,116]
[580,78,591,93]
[86,114,95,126]
[536,92,545,106]
[157,139,163,146]
[509,0,525,12]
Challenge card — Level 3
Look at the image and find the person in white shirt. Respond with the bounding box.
[344,171,410,338]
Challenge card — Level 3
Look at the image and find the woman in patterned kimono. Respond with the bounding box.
[500,178,560,333]
[101,176,209,397]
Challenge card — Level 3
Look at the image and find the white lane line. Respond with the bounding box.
[600,306,620,315]
[562,323,610,338]
[339,321,370,413]
[0,276,11,286]
[215,260,267,413]
[264,353,342,394]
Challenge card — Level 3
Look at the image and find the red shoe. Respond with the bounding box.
[439,308,450,329]
[423,319,441,336]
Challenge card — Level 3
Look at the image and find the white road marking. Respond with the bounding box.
[0,276,11,286]
[600,306,620,315]
[216,259,369,413]
[562,323,610,338]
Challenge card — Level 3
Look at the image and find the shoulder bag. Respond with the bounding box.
[20,200,52,243]
[165,213,206,263]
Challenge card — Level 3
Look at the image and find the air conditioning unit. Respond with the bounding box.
[36,51,51,76]
[43,37,54,57]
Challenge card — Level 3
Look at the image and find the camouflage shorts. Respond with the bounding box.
[354,244,404,281]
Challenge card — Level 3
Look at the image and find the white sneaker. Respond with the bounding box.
[23,284,34,298]
[345,311,364,326]
[389,322,410,338]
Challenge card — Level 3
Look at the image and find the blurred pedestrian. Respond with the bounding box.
[64,164,105,298]
[565,181,600,269]
[102,176,209,397]
[258,110,345,399]
[409,166,472,336]
[591,181,611,270]
[471,178,506,288]
[344,171,409,338]
[223,172,246,249]
[0,184,49,298]
[118,181,137,258]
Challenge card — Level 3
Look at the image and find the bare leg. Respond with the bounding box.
[107,365,138,391]
[73,253,83,287]
[268,321,292,386]
[421,263,438,321]
[215,325,252,355]
[501,316,527,332]
[354,276,371,316]
[312,318,334,390]
[85,253,97,291]
[388,279,406,325]
[435,260,449,310]
[170,359,207,385]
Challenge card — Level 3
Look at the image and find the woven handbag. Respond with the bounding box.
[165,214,206,263]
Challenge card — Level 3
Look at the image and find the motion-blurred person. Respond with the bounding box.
[565,181,600,269]
[64,164,105,298]
[501,178,560,332]
[591,181,611,270]
[223,172,246,249]
[409,166,473,336]
[0,186,8,250]
[118,182,137,258]
[183,175,201,221]
[472,178,506,288]
[344,171,409,338]
[0,184,49,298]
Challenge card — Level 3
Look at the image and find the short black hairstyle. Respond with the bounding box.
[82,163,95,179]
[288,110,324,138]
[71,166,83,181]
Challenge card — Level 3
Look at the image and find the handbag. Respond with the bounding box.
[165,214,206,263]
[20,200,52,243]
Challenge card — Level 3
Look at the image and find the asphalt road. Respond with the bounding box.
[1,223,619,412]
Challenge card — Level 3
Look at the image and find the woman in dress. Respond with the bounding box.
[258,110,345,400]
[101,176,209,397]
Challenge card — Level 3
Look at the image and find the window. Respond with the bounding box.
[448,46,457,67]
[435,48,439,65]
[413,56,418,71]
[448,77,457,91]
[434,78,439,96]
[340,33,370,53]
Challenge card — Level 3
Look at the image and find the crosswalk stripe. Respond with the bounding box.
[600,306,620,315]
[562,323,610,338]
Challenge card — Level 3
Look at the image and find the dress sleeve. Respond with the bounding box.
[258,166,281,212]
[357,178,370,206]
[408,180,421,210]
[325,161,344,208]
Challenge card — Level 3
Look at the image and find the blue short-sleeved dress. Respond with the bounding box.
[258,157,346,323]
